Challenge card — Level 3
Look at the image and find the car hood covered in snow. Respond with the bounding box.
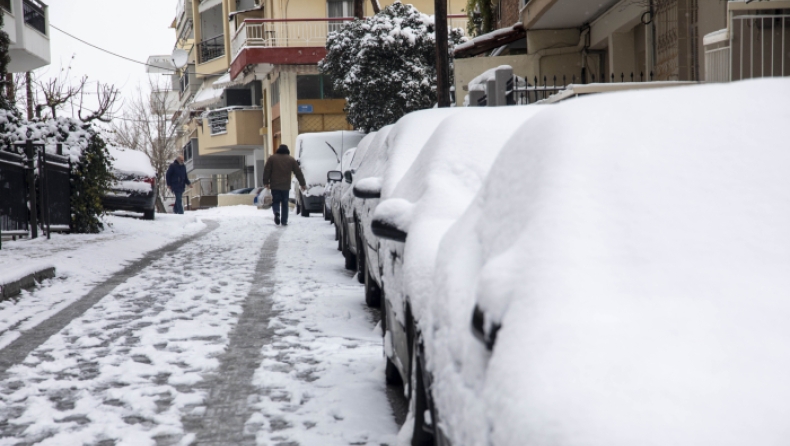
[427,78,790,446]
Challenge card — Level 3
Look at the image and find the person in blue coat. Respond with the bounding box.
[166,155,191,214]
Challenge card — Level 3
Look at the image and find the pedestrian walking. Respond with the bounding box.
[166,155,191,215]
[262,145,306,226]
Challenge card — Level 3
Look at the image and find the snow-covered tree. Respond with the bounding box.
[320,2,465,132]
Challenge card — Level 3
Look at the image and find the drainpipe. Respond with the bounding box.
[531,27,590,79]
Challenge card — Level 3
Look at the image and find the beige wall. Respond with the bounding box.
[198,109,265,155]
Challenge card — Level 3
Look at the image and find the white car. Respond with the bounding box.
[292,131,365,217]
[368,106,546,444]
[352,109,461,308]
[325,148,355,224]
[420,79,790,445]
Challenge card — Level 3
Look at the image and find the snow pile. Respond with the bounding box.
[294,131,365,197]
[427,78,790,445]
[0,111,94,164]
[111,180,153,194]
[108,147,156,177]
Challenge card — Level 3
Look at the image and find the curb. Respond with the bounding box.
[0,267,57,300]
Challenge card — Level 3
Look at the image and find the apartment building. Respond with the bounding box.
[455,0,789,105]
[157,0,466,206]
[1,0,50,72]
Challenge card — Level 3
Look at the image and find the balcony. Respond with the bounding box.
[230,18,352,79]
[198,107,264,156]
[4,0,50,72]
[198,34,225,63]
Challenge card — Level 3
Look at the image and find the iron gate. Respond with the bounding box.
[39,151,71,230]
[0,150,29,234]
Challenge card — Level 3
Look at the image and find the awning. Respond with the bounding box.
[189,80,224,109]
[454,23,526,58]
[214,71,245,89]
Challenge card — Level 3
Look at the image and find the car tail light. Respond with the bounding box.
[143,177,156,186]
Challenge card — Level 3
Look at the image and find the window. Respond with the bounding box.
[1,0,11,13]
[271,78,280,106]
[297,75,343,100]
[327,0,353,18]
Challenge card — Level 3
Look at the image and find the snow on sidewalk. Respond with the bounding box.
[0,214,206,350]
[244,216,399,446]
[0,208,399,445]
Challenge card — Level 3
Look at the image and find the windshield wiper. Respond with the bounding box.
[325,141,340,163]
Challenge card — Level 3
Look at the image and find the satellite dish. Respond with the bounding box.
[171,49,189,69]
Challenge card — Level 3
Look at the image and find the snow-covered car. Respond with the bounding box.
[352,109,460,306]
[323,158,346,223]
[339,129,388,274]
[417,79,790,446]
[102,147,157,220]
[368,107,545,440]
[292,131,365,217]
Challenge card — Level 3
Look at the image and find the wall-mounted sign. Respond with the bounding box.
[298,104,314,114]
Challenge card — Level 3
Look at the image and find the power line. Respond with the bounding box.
[50,24,222,78]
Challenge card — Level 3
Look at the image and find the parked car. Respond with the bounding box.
[227,187,254,195]
[412,80,790,445]
[292,131,365,217]
[339,129,389,275]
[102,147,157,220]
[351,109,460,308]
[367,107,546,443]
[324,148,354,222]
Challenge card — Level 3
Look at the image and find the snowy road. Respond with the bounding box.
[0,208,399,446]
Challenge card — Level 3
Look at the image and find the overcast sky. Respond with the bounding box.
[41,0,178,115]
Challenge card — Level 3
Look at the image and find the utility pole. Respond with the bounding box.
[434,0,451,108]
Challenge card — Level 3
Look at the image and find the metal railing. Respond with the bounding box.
[0,150,29,242]
[23,0,47,34]
[198,34,225,63]
[705,46,731,83]
[231,18,354,57]
[179,71,190,96]
[731,13,789,81]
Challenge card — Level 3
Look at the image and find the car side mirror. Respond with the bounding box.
[344,170,353,184]
[353,177,382,199]
[371,218,407,242]
[327,170,343,182]
[471,304,500,351]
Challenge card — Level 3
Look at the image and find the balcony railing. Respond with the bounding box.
[231,18,355,57]
[23,0,47,35]
[198,34,225,63]
[207,109,230,135]
[231,16,468,57]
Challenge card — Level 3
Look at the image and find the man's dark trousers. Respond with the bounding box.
[271,189,289,224]
[174,191,184,214]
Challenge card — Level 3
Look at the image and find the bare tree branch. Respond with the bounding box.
[78,81,120,123]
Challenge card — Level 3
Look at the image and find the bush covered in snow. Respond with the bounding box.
[320,2,465,132]
[0,111,114,233]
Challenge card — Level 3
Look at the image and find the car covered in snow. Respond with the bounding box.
[367,106,545,443]
[331,132,378,273]
[292,131,365,217]
[417,79,790,445]
[352,109,460,306]
[102,147,157,220]
[324,148,355,223]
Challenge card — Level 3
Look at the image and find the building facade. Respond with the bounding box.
[156,0,466,207]
[1,0,50,73]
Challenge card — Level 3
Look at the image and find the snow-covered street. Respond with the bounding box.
[0,208,399,446]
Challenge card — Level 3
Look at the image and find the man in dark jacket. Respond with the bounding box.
[263,145,306,226]
[166,155,191,214]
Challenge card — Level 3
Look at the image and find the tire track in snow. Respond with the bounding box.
[184,229,282,446]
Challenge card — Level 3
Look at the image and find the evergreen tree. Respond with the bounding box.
[320,2,465,132]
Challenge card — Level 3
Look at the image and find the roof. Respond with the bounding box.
[454,23,526,58]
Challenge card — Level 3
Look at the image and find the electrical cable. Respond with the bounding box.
[50,24,222,78]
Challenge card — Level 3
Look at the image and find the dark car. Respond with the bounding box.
[102,148,158,220]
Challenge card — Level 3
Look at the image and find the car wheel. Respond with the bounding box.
[410,323,435,446]
[296,199,301,215]
[143,209,155,220]
[356,224,366,284]
[364,262,381,307]
[301,202,310,217]
[342,223,357,270]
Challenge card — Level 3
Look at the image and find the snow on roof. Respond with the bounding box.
[190,80,224,109]
[454,22,525,57]
[428,77,790,446]
[214,71,245,90]
[108,147,156,177]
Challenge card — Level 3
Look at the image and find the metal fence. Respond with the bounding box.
[198,34,226,63]
[0,150,29,237]
[0,143,72,247]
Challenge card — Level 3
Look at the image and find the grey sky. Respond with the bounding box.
[41,0,177,115]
